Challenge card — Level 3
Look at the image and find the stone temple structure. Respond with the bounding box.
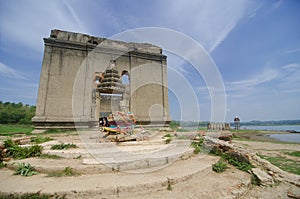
[32,30,170,129]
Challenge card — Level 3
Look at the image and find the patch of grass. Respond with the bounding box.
[229,129,260,133]
[30,135,52,144]
[258,154,300,175]
[50,143,78,150]
[14,162,38,177]
[0,192,65,199]
[285,151,300,157]
[4,139,42,159]
[0,124,34,136]
[47,166,77,177]
[209,149,254,172]
[232,137,250,141]
[39,154,62,159]
[212,160,228,173]
[233,136,297,144]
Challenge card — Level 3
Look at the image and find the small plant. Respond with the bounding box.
[251,173,261,186]
[212,160,228,173]
[167,178,173,191]
[193,146,200,154]
[63,166,74,176]
[163,133,172,138]
[74,155,82,159]
[14,162,38,176]
[191,136,204,154]
[165,137,172,144]
[47,166,77,177]
[30,135,52,144]
[39,154,62,159]
[0,162,6,169]
[50,143,78,150]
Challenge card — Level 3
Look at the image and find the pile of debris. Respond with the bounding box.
[99,111,148,142]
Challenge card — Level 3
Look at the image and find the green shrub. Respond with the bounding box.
[14,162,37,176]
[50,143,78,150]
[212,160,228,173]
[4,139,42,159]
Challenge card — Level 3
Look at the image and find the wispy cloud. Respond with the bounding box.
[0,0,89,53]
[226,63,300,96]
[0,62,28,80]
[226,67,280,92]
[164,0,260,53]
[284,48,300,54]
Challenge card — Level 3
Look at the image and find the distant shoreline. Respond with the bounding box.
[233,130,300,143]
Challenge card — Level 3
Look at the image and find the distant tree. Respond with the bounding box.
[0,101,36,124]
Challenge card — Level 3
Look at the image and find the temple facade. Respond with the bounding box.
[32,30,170,128]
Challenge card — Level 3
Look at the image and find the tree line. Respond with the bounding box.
[0,101,36,124]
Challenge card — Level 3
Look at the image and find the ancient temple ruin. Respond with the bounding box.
[32,30,170,128]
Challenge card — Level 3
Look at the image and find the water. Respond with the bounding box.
[239,125,300,132]
[237,125,300,143]
[267,134,300,144]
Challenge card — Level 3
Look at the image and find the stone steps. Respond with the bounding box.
[37,139,193,173]
[1,155,221,198]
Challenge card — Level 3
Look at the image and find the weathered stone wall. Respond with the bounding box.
[32,30,170,128]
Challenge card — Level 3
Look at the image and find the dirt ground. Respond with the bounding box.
[1,130,300,198]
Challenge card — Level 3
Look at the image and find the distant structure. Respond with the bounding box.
[234,116,240,130]
[207,122,230,131]
[32,30,170,129]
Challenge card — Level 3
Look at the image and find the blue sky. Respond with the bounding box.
[0,0,299,122]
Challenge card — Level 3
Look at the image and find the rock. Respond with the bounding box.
[251,168,274,186]
[218,135,233,141]
[287,187,300,199]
